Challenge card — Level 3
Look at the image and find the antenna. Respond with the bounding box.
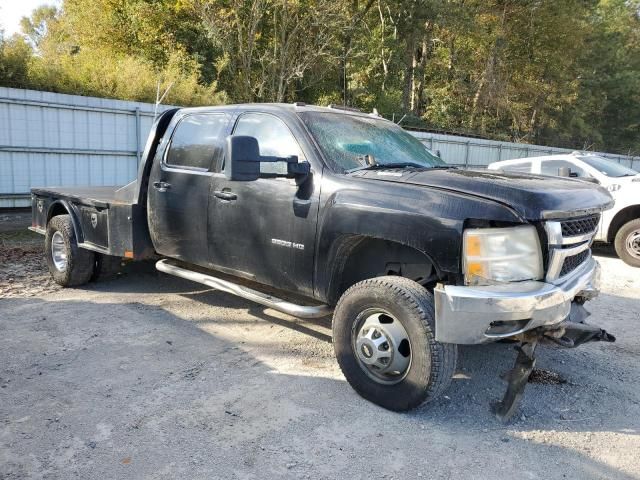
[154,80,174,120]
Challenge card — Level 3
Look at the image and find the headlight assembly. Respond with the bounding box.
[463,225,543,286]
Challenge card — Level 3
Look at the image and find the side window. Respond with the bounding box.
[166,114,228,171]
[233,113,304,174]
[540,160,586,177]
[502,162,532,173]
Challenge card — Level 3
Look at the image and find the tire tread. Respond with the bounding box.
[45,215,95,287]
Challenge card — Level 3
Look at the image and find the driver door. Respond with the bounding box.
[207,112,319,297]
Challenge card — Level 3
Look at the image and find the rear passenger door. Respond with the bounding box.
[148,113,230,265]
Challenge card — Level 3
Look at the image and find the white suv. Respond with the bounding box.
[488,152,640,267]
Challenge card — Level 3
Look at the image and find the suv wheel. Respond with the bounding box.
[332,276,457,411]
[45,214,95,286]
[614,218,640,268]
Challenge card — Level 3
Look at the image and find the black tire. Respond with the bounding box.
[332,276,457,411]
[45,214,95,287]
[91,253,123,282]
[614,218,640,268]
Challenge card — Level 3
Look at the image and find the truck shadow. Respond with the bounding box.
[592,242,619,259]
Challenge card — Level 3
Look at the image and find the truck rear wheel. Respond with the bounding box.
[45,214,95,287]
[332,276,457,411]
[614,218,640,268]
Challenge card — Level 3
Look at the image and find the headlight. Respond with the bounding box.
[463,225,543,286]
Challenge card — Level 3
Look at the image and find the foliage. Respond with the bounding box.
[0,0,638,154]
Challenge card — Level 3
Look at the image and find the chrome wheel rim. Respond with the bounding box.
[352,309,412,385]
[51,231,67,272]
[626,229,640,260]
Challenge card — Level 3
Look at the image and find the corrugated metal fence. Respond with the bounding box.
[0,87,171,208]
[411,130,638,170]
[1,87,637,208]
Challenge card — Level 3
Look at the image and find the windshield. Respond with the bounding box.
[300,112,445,172]
[578,155,638,178]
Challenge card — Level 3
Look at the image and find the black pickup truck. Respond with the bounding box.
[30,104,616,419]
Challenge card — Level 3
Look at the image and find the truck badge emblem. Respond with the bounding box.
[271,238,304,250]
[37,200,43,213]
[91,213,98,228]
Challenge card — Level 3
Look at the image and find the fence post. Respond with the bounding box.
[498,144,502,161]
[135,107,141,163]
[465,141,470,168]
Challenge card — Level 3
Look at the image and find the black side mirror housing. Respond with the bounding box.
[288,161,310,176]
[225,135,261,181]
[225,135,310,183]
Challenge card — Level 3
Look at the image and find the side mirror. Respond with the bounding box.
[224,135,311,183]
[557,166,571,177]
[224,135,261,181]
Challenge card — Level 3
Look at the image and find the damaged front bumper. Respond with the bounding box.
[433,257,601,344]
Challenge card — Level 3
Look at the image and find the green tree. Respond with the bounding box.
[0,0,638,155]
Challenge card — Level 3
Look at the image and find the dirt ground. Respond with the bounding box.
[1,211,639,479]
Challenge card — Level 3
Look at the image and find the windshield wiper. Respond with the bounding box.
[346,162,439,173]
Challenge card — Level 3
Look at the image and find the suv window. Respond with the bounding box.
[540,159,586,177]
[501,162,532,173]
[233,113,303,174]
[166,114,228,171]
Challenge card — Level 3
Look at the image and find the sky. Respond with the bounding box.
[0,0,61,36]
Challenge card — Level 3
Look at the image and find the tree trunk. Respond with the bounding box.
[401,33,415,112]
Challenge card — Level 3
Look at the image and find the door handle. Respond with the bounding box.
[153,181,171,192]
[213,190,237,201]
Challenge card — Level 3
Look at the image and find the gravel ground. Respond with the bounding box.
[1,213,639,479]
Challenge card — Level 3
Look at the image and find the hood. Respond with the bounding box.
[351,168,614,220]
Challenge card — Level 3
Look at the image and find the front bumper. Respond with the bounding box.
[434,257,601,344]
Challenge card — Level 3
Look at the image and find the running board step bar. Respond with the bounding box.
[156,259,333,319]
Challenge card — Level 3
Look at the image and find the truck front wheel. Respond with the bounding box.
[45,214,95,287]
[614,218,640,268]
[332,276,457,411]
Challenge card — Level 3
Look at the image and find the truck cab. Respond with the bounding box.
[488,153,640,267]
[30,104,616,419]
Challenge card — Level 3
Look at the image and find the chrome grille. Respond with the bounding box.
[544,216,599,283]
[560,214,600,238]
[559,249,590,277]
